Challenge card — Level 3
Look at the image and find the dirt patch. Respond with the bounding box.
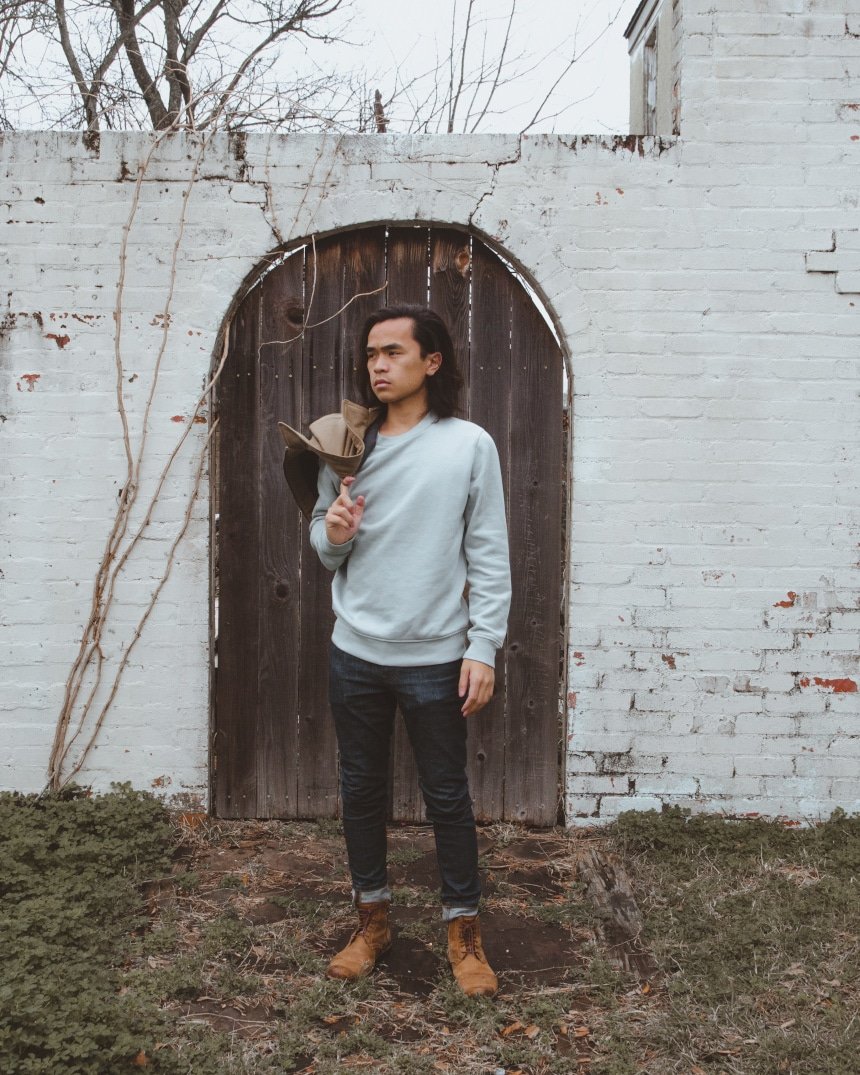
[181,999,273,1037]
[381,932,443,995]
[502,836,568,862]
[390,849,441,889]
[484,863,567,898]
[139,817,647,1073]
[481,910,582,983]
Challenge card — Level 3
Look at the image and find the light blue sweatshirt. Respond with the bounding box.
[310,413,511,667]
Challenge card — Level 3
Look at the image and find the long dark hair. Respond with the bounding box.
[355,305,463,419]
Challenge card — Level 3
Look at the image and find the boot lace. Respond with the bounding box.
[459,917,479,956]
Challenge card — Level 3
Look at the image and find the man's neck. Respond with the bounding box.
[379,394,432,436]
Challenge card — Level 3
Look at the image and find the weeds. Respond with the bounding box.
[4,794,859,1074]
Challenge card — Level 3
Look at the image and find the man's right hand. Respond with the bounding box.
[324,476,365,545]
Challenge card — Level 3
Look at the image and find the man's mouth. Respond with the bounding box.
[373,380,390,388]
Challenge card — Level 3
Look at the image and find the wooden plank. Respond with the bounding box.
[257,252,304,817]
[505,287,564,825]
[464,240,513,822]
[338,227,388,404]
[214,288,260,817]
[430,228,507,823]
[386,226,430,306]
[337,229,387,821]
[429,228,471,399]
[297,237,344,817]
[385,227,432,821]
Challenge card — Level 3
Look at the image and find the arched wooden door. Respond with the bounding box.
[213,226,564,824]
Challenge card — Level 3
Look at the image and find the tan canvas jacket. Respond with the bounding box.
[277,400,381,521]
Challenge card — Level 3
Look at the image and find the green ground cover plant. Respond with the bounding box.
[0,784,173,1074]
[3,788,859,1074]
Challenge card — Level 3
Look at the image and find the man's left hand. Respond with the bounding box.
[459,659,495,717]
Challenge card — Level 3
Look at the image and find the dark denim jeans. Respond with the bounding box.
[329,642,481,912]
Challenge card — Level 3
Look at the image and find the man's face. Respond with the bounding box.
[366,318,440,407]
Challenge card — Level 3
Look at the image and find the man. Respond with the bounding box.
[309,304,511,997]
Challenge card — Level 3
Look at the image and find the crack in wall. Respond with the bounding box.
[468,135,523,227]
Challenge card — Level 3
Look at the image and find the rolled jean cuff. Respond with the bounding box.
[442,904,480,922]
[353,885,392,905]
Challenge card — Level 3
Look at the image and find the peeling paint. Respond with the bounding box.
[17,373,40,392]
[45,333,70,349]
[774,591,798,608]
[798,676,857,693]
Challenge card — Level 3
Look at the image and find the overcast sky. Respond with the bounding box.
[310,0,642,134]
[4,0,642,134]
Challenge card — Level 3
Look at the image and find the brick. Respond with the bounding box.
[598,795,664,817]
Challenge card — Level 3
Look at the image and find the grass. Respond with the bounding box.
[3,790,860,1074]
[604,808,860,1074]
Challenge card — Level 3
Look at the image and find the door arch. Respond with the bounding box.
[213,226,565,824]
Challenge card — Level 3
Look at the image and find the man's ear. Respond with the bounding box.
[426,351,442,376]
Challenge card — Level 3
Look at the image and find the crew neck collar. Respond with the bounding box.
[376,411,438,445]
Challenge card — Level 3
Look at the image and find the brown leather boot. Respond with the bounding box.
[447,914,498,997]
[326,899,391,980]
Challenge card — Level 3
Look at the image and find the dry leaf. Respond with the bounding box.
[779,1019,796,1030]
[501,1021,524,1037]
[641,982,652,994]
[691,1067,706,1075]
[132,1052,149,1067]
[322,1014,341,1025]
[574,1026,590,1038]
[523,1024,540,1039]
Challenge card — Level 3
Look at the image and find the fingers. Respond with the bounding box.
[352,495,365,529]
[460,660,495,716]
[325,476,364,545]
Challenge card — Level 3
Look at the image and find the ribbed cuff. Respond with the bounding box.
[463,635,497,668]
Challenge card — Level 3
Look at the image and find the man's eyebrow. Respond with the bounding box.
[365,343,402,353]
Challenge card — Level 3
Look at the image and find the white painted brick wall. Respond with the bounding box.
[1,0,858,822]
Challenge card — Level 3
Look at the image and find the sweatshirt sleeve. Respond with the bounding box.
[462,430,511,666]
[309,463,355,572]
